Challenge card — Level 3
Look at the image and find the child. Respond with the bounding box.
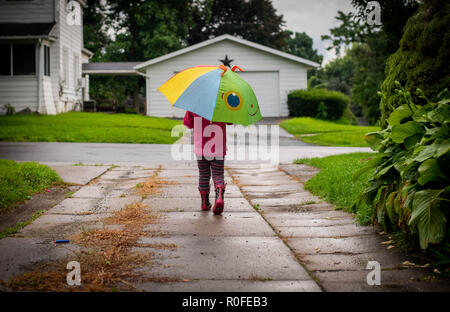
[183,111,228,215]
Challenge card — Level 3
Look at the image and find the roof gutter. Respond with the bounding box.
[134,70,151,79]
[0,35,57,41]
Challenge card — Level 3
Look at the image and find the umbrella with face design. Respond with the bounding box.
[158,65,262,126]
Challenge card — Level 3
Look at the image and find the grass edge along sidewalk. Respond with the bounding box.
[0,159,63,214]
[0,112,183,144]
[294,152,376,225]
[281,117,379,147]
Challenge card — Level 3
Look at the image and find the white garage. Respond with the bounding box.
[134,34,319,118]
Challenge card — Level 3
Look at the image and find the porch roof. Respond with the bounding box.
[82,62,141,76]
[0,22,55,38]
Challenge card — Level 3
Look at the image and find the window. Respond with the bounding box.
[13,44,35,75]
[0,44,11,75]
[62,47,69,87]
[44,45,50,76]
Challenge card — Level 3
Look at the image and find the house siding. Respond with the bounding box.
[144,39,308,118]
[55,0,84,112]
[0,76,38,112]
[0,0,55,23]
[0,0,86,115]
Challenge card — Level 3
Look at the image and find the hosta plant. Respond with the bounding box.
[353,83,449,249]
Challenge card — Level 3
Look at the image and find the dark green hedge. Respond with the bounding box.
[287,88,349,120]
[379,0,450,128]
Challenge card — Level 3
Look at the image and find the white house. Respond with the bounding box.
[134,34,319,118]
[0,0,91,115]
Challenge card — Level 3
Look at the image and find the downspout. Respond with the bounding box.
[134,69,151,116]
[37,39,42,113]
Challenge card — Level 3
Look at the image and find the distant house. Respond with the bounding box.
[134,34,320,118]
[0,0,92,115]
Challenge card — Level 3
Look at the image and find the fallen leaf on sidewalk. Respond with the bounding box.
[402,261,416,266]
[183,279,192,282]
[378,231,387,235]
[387,245,395,249]
[381,240,393,245]
[315,247,321,253]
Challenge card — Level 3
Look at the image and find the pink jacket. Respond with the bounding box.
[183,111,228,157]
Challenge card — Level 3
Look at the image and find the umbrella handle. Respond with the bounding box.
[231,66,244,72]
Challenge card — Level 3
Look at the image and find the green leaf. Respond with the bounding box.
[413,139,450,162]
[352,154,385,181]
[390,121,424,143]
[385,192,396,223]
[388,105,412,126]
[400,161,419,181]
[412,103,433,123]
[404,133,422,149]
[364,132,385,151]
[408,189,446,249]
[427,103,450,124]
[374,163,394,179]
[417,158,447,186]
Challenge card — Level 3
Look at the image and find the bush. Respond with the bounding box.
[287,88,349,120]
[340,106,358,125]
[379,0,450,127]
[354,85,449,250]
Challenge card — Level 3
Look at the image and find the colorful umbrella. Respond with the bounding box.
[158,65,262,126]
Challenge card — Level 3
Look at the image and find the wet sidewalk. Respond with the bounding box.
[228,163,450,291]
[0,163,320,291]
[1,162,448,291]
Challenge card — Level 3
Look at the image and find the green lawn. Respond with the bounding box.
[281,117,380,147]
[294,152,376,225]
[0,160,62,213]
[0,112,183,144]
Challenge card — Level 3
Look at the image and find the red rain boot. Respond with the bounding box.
[212,185,225,215]
[199,190,211,211]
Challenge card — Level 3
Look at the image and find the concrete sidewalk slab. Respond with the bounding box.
[155,184,241,198]
[144,212,275,237]
[263,212,355,227]
[47,164,110,185]
[0,237,80,282]
[137,279,321,292]
[142,197,254,212]
[287,236,385,255]
[134,236,311,281]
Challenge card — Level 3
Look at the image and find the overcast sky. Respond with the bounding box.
[271,0,357,65]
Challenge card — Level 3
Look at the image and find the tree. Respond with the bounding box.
[321,0,419,124]
[188,0,288,50]
[284,31,323,65]
[348,41,387,123]
[323,53,354,96]
[99,0,193,113]
[83,0,111,62]
[322,0,419,56]
[379,0,450,127]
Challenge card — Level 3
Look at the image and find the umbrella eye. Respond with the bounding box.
[224,91,243,111]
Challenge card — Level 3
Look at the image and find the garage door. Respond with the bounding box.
[238,71,280,117]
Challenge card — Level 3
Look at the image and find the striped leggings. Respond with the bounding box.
[197,158,225,192]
